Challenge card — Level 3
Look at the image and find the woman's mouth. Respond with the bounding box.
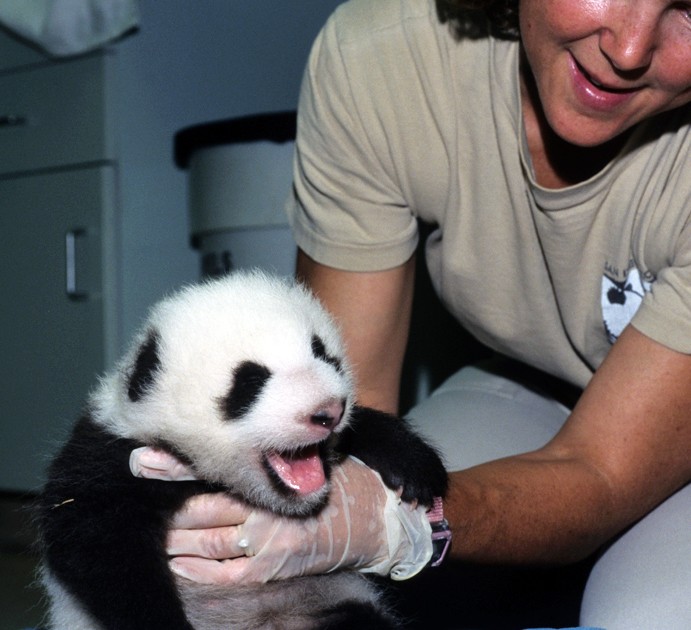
[569,55,641,111]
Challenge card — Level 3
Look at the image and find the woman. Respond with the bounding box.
[134,1,691,627]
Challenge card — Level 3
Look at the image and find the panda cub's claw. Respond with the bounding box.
[337,406,448,508]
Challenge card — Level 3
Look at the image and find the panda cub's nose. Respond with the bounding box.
[310,399,345,430]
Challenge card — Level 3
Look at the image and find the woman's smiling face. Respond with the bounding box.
[519,0,691,147]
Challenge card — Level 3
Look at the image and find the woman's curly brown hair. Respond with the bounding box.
[436,0,520,40]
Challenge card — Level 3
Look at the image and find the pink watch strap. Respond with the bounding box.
[427,496,452,567]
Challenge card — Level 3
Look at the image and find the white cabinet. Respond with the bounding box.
[0,38,119,492]
[0,54,112,175]
[0,30,46,72]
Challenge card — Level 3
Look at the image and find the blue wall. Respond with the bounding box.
[114,0,344,345]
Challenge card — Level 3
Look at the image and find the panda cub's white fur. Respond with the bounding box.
[38,270,447,629]
[94,271,353,514]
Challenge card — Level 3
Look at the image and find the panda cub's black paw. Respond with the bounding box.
[337,406,448,507]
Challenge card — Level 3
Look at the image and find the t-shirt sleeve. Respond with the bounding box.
[285,6,419,272]
[632,212,691,354]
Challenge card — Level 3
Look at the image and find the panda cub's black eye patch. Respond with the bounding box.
[127,331,161,402]
[311,335,343,372]
[221,361,272,420]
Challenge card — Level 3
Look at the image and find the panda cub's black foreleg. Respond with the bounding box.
[39,415,207,630]
[336,406,448,506]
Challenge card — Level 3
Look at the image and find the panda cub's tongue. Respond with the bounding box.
[266,445,326,495]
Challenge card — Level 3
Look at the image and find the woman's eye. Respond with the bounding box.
[675,2,691,21]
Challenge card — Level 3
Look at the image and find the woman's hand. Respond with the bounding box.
[130,449,433,584]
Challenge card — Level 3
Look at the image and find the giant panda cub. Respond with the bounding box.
[38,270,447,630]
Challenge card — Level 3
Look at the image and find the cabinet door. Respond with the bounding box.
[0,29,47,72]
[0,166,116,492]
[0,53,111,176]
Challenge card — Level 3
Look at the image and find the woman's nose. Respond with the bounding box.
[598,4,658,74]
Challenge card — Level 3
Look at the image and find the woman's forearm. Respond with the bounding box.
[446,328,691,565]
[446,452,618,565]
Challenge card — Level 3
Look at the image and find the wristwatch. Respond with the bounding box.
[427,496,452,567]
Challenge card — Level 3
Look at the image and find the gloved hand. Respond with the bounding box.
[130,447,197,481]
[130,448,433,583]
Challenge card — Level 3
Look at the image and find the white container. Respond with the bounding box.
[177,112,296,278]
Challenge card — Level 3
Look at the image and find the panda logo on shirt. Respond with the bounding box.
[601,266,652,344]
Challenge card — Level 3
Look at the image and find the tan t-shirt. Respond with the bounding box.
[286,0,691,388]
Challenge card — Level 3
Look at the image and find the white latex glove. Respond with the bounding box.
[130,446,197,481]
[130,448,433,583]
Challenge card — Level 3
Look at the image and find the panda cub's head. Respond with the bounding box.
[92,271,354,515]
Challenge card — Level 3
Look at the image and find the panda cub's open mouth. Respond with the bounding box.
[263,441,329,497]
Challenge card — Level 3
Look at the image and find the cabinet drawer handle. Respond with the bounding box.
[65,229,88,301]
[0,115,27,127]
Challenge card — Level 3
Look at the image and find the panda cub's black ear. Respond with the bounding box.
[127,330,162,402]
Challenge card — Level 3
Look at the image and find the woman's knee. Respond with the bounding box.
[580,483,691,630]
[405,365,570,471]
